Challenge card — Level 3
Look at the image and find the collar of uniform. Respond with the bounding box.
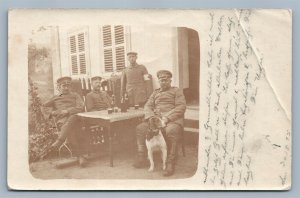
[92,90,101,94]
[128,63,138,68]
[59,92,71,97]
[158,86,172,92]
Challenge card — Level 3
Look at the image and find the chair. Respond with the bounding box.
[49,117,74,158]
[55,78,107,158]
[180,126,186,157]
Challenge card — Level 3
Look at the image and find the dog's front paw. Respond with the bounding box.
[148,167,154,172]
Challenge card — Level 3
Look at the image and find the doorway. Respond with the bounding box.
[177,27,200,108]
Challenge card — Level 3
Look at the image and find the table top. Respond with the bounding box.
[77,108,145,122]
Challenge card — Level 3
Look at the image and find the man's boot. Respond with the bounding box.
[132,152,148,168]
[78,155,88,168]
[163,139,178,176]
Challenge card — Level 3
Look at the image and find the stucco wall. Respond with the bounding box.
[52,25,180,91]
[129,26,178,89]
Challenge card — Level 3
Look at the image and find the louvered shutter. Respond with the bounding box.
[115,46,125,71]
[104,49,113,72]
[69,35,78,75]
[102,25,126,72]
[69,31,88,76]
[114,25,125,71]
[103,25,112,47]
[102,26,114,72]
[114,25,124,44]
[78,33,86,74]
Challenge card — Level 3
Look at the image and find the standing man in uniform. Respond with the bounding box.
[43,76,88,167]
[121,51,148,107]
[85,76,112,112]
[133,70,186,176]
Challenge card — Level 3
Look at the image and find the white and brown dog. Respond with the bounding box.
[145,116,167,172]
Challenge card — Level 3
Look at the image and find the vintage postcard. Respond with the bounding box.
[7,9,291,190]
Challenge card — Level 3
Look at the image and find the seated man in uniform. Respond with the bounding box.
[133,70,186,176]
[85,76,112,112]
[43,76,89,167]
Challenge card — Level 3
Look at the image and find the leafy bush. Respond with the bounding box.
[28,77,58,163]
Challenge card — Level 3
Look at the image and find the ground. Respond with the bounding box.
[29,144,198,180]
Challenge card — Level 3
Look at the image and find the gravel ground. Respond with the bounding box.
[30,144,198,180]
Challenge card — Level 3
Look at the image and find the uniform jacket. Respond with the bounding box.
[43,92,84,124]
[121,63,148,105]
[85,90,112,112]
[144,87,186,127]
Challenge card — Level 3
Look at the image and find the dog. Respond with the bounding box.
[145,116,167,172]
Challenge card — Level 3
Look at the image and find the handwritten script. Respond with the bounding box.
[202,10,263,187]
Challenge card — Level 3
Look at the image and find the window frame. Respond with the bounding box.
[67,27,91,78]
[99,25,131,75]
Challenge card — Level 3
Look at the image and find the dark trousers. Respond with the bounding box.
[57,115,90,156]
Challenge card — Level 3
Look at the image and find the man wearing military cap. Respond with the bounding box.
[121,51,149,107]
[86,76,112,112]
[43,76,88,167]
[133,70,186,176]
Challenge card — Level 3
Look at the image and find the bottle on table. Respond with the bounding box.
[120,96,127,113]
[111,94,118,113]
[124,92,129,110]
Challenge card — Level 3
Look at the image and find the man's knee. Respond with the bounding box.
[165,123,181,140]
[60,115,81,139]
[136,122,148,136]
[67,115,80,123]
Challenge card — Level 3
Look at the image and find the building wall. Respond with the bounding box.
[52,25,181,91]
[130,26,179,89]
[177,27,190,89]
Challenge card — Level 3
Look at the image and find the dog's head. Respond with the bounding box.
[146,116,164,141]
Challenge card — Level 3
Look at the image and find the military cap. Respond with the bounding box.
[127,51,138,56]
[157,70,172,79]
[56,76,72,85]
[91,76,102,81]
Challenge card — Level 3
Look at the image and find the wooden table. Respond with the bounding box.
[77,109,145,167]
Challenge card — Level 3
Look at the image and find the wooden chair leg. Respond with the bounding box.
[181,128,186,157]
[59,141,73,158]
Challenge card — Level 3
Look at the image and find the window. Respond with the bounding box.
[68,31,89,76]
[101,25,127,72]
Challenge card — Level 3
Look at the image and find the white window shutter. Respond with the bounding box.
[103,25,112,47]
[69,35,78,75]
[71,55,78,75]
[78,33,85,52]
[79,54,86,74]
[104,49,113,72]
[102,25,126,72]
[69,31,88,76]
[115,46,125,71]
[70,35,77,53]
[114,25,124,45]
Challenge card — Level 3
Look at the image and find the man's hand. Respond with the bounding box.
[161,116,169,127]
[51,110,60,117]
[60,110,69,117]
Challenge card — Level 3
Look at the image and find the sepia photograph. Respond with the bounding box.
[8,9,291,190]
[27,24,200,179]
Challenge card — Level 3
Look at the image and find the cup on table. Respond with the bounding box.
[114,107,119,113]
[107,108,113,114]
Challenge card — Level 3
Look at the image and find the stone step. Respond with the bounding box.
[184,105,199,130]
[184,119,199,129]
[183,128,199,145]
[184,127,199,133]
